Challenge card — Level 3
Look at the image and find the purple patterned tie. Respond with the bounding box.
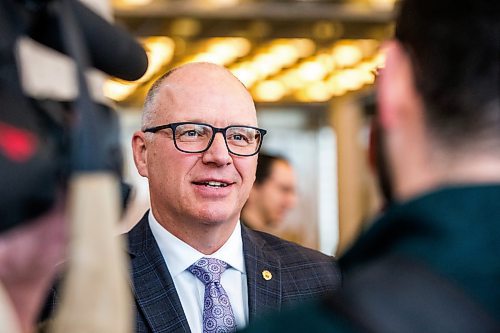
[188,257,237,333]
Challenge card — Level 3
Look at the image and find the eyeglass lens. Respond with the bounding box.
[173,123,262,155]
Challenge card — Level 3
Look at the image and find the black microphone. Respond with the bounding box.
[29,0,148,81]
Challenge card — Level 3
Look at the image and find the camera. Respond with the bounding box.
[0,0,147,232]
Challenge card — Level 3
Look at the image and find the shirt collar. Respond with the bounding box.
[148,210,246,278]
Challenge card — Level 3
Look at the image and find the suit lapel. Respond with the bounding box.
[128,214,191,332]
[242,226,282,321]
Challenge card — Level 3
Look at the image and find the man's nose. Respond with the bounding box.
[201,132,232,166]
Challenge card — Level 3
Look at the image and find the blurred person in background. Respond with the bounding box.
[241,0,500,332]
[241,153,298,236]
[128,62,341,333]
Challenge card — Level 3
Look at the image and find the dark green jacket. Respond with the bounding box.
[241,185,500,332]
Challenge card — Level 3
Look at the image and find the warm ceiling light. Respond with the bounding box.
[302,81,332,102]
[253,80,286,102]
[297,61,327,82]
[368,0,396,11]
[291,39,316,58]
[332,42,363,68]
[103,80,137,101]
[325,75,347,97]
[207,40,238,58]
[140,36,175,82]
[374,50,387,69]
[231,63,258,87]
[268,43,300,68]
[315,53,336,72]
[252,53,283,78]
[357,61,377,84]
[227,38,252,58]
[358,61,375,72]
[277,69,306,90]
[199,0,240,8]
[205,38,252,65]
[329,85,347,97]
[335,69,365,91]
[114,0,153,6]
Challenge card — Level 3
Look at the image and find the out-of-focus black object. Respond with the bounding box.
[24,0,148,81]
[0,0,145,233]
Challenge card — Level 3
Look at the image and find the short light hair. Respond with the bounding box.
[141,67,180,130]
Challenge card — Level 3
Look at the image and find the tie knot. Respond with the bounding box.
[188,257,229,285]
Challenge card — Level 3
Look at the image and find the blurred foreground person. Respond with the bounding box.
[242,0,500,332]
[128,62,340,332]
[241,153,297,235]
[1,0,146,331]
[0,198,67,333]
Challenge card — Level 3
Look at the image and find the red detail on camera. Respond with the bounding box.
[0,122,38,162]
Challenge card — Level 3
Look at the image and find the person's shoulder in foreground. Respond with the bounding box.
[241,0,500,331]
[242,186,500,333]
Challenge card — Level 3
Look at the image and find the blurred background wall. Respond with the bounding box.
[110,0,394,256]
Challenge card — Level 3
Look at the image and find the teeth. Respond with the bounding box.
[206,181,228,187]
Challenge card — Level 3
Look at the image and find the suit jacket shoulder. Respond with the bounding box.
[127,214,190,333]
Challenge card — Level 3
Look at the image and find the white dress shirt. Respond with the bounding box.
[148,211,249,333]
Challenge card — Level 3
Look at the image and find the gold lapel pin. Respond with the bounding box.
[262,270,272,281]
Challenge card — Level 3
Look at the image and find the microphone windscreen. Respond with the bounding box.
[31,0,148,81]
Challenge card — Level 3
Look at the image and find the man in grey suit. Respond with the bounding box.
[129,62,341,333]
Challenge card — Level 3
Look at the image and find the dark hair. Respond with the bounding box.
[255,153,289,185]
[395,0,500,149]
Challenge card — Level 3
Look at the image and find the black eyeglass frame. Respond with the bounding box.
[143,121,267,157]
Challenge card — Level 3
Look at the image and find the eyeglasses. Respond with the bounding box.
[143,122,267,157]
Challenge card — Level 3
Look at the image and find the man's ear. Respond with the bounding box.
[131,131,148,178]
[377,40,420,130]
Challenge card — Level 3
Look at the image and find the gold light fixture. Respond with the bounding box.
[113,0,153,7]
[253,80,287,102]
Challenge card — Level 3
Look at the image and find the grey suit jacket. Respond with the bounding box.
[127,213,341,333]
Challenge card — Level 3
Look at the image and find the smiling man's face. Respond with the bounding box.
[134,63,258,230]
